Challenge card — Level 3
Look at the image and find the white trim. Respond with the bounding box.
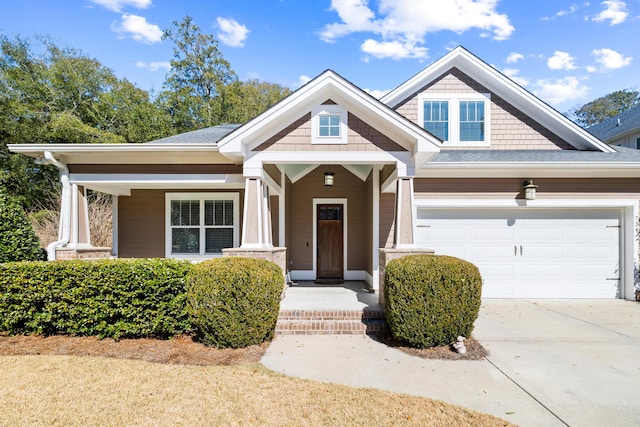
[418,93,491,147]
[372,166,380,290]
[313,198,348,279]
[71,183,79,246]
[112,196,118,257]
[312,104,348,144]
[414,197,638,301]
[279,168,286,247]
[417,164,640,179]
[289,270,368,282]
[165,192,240,260]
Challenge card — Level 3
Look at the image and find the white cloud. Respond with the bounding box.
[547,51,577,70]
[296,75,312,87]
[111,14,162,43]
[502,68,529,87]
[135,60,170,72]
[542,4,579,20]
[364,88,390,98]
[533,76,590,105]
[319,0,514,60]
[591,48,632,70]
[89,0,151,12]
[593,0,628,25]
[506,52,523,64]
[361,38,428,60]
[216,17,250,47]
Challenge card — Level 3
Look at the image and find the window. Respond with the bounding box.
[312,104,348,144]
[166,193,239,258]
[423,100,449,141]
[319,115,341,137]
[419,93,490,147]
[459,100,485,141]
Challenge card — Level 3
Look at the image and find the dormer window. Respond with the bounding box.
[312,104,348,144]
[419,93,490,147]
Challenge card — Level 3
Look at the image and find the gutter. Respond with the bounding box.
[38,151,71,261]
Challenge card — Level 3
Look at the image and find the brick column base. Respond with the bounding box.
[55,247,112,260]
[378,248,435,306]
[222,247,287,277]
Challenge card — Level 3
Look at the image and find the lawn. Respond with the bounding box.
[0,337,512,426]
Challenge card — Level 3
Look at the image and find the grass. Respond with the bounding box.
[0,354,513,426]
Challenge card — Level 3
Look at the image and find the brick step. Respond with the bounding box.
[275,309,386,335]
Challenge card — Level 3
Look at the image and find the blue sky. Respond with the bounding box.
[0,0,637,113]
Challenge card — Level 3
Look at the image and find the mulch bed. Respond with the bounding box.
[375,332,489,360]
[0,335,267,366]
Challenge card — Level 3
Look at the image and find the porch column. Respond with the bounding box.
[241,178,273,248]
[68,184,91,247]
[393,178,415,248]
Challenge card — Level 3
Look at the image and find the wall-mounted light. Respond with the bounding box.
[523,179,538,200]
[324,171,335,187]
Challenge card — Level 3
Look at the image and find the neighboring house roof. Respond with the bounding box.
[586,105,640,142]
[381,46,614,153]
[148,124,241,145]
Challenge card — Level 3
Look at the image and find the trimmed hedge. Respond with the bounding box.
[384,254,482,349]
[0,258,192,339]
[187,257,283,349]
[0,191,45,262]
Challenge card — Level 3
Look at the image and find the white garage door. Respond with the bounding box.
[416,208,620,298]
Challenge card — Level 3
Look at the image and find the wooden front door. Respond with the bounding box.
[316,204,344,282]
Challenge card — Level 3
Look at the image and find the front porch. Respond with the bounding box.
[276,281,385,335]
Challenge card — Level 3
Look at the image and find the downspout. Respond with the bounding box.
[43,151,71,260]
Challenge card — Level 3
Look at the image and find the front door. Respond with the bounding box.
[316,204,344,283]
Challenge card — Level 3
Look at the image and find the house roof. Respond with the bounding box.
[381,46,614,153]
[431,146,640,163]
[586,105,640,142]
[217,69,442,167]
[148,124,241,145]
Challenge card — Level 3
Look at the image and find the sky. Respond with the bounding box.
[0,0,637,113]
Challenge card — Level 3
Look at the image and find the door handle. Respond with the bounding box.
[514,245,517,255]
[520,245,523,256]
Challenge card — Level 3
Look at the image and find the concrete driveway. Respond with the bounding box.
[262,300,640,426]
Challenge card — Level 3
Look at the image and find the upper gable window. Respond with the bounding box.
[419,93,490,147]
[312,104,348,144]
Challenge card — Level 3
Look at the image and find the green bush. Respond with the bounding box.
[384,254,482,348]
[187,257,283,348]
[0,191,45,262]
[0,258,192,339]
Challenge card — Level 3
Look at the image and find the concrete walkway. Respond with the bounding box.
[262,299,640,427]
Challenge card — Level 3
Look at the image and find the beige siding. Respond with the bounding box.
[69,164,242,174]
[289,166,368,271]
[118,189,244,258]
[254,113,407,152]
[264,164,282,184]
[394,68,573,151]
[414,178,640,199]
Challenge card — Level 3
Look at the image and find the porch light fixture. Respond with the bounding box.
[324,171,335,187]
[523,179,538,200]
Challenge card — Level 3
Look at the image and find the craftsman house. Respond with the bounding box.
[10,47,640,300]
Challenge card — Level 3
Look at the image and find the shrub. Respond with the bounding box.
[0,191,45,262]
[187,257,283,348]
[384,254,482,348]
[0,258,192,339]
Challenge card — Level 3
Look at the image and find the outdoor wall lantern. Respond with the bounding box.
[324,171,335,187]
[523,179,538,200]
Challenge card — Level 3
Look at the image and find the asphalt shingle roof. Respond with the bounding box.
[586,105,640,142]
[430,146,640,163]
[147,124,241,145]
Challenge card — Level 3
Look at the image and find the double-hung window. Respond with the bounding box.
[312,104,348,144]
[166,193,239,258]
[419,93,490,146]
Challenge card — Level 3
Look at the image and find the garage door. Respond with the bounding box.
[416,208,620,298]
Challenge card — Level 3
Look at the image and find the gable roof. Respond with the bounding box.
[148,124,241,145]
[218,69,441,166]
[586,104,640,142]
[381,46,614,153]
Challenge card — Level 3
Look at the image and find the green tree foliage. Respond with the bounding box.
[0,191,44,262]
[160,16,238,131]
[570,88,640,128]
[221,79,292,124]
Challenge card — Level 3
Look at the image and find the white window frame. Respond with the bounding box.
[418,93,491,147]
[165,192,240,259]
[311,104,348,144]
